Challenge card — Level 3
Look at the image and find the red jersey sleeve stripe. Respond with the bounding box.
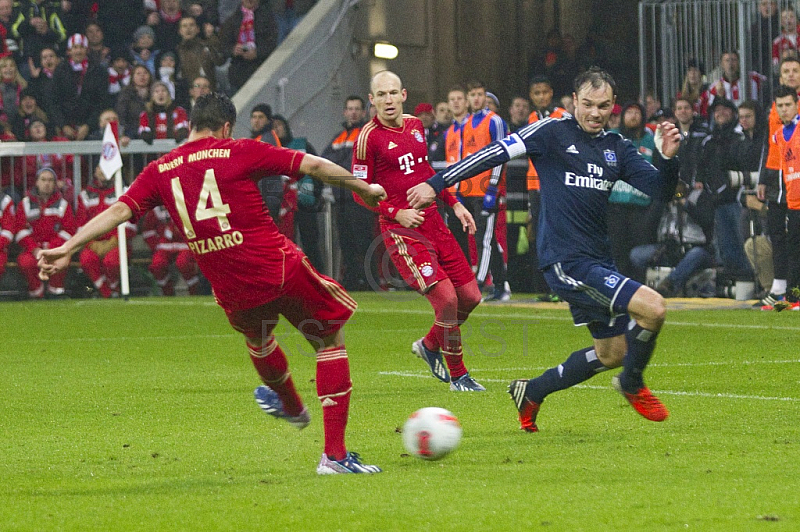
[355,122,376,161]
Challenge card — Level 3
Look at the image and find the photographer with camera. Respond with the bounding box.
[695,97,761,283]
[630,183,715,298]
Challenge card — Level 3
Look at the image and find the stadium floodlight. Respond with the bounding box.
[373,42,398,60]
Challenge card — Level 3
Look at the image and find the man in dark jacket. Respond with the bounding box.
[696,97,761,279]
[47,33,109,140]
[322,95,377,290]
[218,0,277,93]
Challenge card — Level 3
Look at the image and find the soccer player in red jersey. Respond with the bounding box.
[352,70,486,391]
[38,93,386,475]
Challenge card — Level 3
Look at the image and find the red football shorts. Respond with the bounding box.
[225,256,357,340]
[382,217,475,293]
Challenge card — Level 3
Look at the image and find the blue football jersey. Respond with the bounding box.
[428,116,679,268]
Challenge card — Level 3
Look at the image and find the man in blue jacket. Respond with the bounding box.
[408,67,682,432]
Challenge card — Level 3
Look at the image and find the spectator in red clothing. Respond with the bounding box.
[77,166,138,298]
[0,123,22,194]
[115,64,153,140]
[138,80,189,144]
[49,33,111,141]
[107,49,132,107]
[0,0,19,63]
[141,205,200,295]
[772,7,800,72]
[15,166,77,298]
[23,118,74,198]
[704,50,767,109]
[0,190,14,279]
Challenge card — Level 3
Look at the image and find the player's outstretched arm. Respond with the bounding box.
[38,202,133,280]
[299,153,386,207]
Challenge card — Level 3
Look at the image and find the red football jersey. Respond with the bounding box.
[352,115,441,220]
[119,136,304,311]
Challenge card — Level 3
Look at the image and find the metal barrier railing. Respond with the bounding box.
[1,141,531,289]
[638,0,776,105]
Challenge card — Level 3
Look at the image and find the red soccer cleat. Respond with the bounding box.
[508,379,541,432]
[612,375,669,422]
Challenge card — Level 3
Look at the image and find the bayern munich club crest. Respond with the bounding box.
[102,141,119,162]
[412,129,424,143]
[420,262,434,277]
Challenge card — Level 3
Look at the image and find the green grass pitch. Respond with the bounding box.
[2,294,799,531]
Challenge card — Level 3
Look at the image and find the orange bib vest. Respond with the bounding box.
[775,119,800,209]
[526,107,567,191]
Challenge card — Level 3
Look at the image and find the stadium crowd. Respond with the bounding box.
[1,0,799,310]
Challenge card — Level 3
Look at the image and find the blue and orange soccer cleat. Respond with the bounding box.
[411,338,450,383]
[254,385,310,430]
[508,379,541,432]
[611,375,669,422]
[316,452,382,475]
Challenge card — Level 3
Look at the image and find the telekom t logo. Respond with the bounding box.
[398,153,415,174]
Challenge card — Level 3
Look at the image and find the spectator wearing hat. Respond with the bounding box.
[413,102,446,161]
[107,49,132,106]
[11,0,66,69]
[10,87,48,140]
[218,0,277,93]
[26,46,59,117]
[696,97,761,280]
[130,25,159,76]
[49,33,110,141]
[485,91,500,113]
[138,80,188,145]
[15,165,77,298]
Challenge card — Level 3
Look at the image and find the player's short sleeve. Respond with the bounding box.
[119,163,162,221]
[351,129,374,183]
[236,139,304,182]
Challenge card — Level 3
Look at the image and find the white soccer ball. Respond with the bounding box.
[402,407,462,460]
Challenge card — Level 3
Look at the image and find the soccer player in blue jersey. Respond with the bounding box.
[408,67,683,431]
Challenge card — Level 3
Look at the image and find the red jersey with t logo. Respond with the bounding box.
[352,114,449,221]
[118,136,305,311]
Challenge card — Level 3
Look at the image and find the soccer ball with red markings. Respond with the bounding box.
[402,407,462,460]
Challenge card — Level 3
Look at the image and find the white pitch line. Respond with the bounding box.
[378,371,800,402]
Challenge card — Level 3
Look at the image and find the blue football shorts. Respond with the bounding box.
[543,259,642,339]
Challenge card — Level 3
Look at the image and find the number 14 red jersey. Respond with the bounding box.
[119,136,304,311]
